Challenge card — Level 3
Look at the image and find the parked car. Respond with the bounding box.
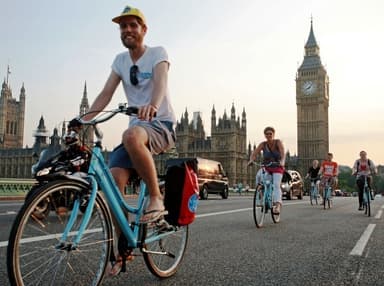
[281,170,304,200]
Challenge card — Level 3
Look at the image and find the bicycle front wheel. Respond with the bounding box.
[310,191,314,206]
[143,224,188,278]
[7,180,113,286]
[323,189,329,209]
[253,189,266,228]
[310,188,318,206]
[271,205,281,223]
[364,189,371,217]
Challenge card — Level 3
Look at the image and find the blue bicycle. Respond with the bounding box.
[322,177,333,209]
[309,178,320,206]
[252,163,281,228]
[7,104,188,285]
[361,175,371,217]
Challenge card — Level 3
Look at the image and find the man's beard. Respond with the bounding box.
[121,38,135,49]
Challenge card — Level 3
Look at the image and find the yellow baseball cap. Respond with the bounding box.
[112,6,146,25]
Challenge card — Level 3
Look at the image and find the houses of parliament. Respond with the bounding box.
[0,20,329,186]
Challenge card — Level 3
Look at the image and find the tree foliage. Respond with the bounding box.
[338,166,384,194]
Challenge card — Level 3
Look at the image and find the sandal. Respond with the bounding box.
[140,209,168,223]
[273,203,281,215]
[107,254,134,277]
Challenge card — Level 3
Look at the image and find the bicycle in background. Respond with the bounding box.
[252,163,281,228]
[7,104,189,286]
[308,178,320,206]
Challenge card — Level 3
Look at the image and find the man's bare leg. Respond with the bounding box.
[123,126,164,220]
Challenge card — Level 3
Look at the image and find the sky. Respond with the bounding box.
[1,0,383,166]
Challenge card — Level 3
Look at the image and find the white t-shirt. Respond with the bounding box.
[112,46,176,127]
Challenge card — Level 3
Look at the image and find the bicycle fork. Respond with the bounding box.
[57,178,98,250]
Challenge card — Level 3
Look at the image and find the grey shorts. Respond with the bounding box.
[108,120,175,169]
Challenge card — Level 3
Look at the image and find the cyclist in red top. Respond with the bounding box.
[319,153,339,201]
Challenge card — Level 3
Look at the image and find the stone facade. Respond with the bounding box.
[171,104,251,186]
[296,20,330,175]
[0,78,91,179]
[0,69,25,149]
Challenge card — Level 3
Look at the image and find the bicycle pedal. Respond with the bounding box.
[155,219,173,231]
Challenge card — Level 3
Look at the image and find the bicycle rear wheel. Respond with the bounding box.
[253,189,266,228]
[7,180,113,286]
[143,223,188,278]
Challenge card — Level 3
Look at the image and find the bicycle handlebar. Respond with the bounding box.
[248,161,281,168]
[77,104,138,126]
[69,104,139,143]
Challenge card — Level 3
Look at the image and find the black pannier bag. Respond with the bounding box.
[164,158,199,226]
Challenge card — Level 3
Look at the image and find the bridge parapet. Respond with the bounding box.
[0,178,37,197]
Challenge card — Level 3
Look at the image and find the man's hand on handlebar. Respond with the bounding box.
[138,104,158,121]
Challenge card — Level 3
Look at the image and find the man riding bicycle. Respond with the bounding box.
[352,151,377,211]
[305,159,321,189]
[318,153,338,201]
[305,159,320,202]
[71,5,176,276]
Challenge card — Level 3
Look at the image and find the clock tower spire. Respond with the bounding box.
[296,19,330,175]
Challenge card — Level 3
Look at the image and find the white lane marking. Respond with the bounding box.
[350,224,376,256]
[196,201,305,218]
[375,210,382,219]
[0,211,17,216]
[0,228,102,248]
[0,202,23,207]
[197,208,252,218]
[0,202,306,248]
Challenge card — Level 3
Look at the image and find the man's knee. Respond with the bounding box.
[123,127,147,149]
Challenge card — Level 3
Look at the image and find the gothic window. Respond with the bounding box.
[6,121,9,134]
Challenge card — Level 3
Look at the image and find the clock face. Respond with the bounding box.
[302,81,316,95]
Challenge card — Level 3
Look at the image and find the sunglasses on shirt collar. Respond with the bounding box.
[130,65,139,86]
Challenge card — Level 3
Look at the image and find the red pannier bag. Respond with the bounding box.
[164,158,199,226]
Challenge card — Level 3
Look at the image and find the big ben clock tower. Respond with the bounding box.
[296,19,330,174]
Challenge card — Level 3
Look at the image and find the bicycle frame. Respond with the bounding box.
[309,179,319,205]
[7,105,189,285]
[322,177,333,209]
[362,176,370,203]
[60,144,149,249]
[260,169,273,210]
[361,175,371,216]
[322,176,332,198]
[252,163,281,228]
[60,106,174,249]
[310,180,319,198]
